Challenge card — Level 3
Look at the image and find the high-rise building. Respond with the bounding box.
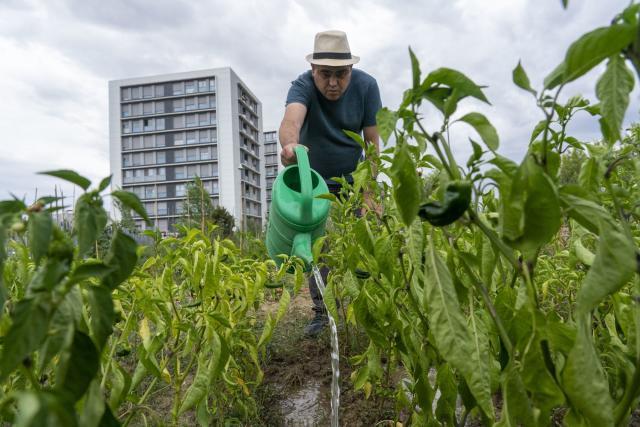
[108,67,265,233]
[263,130,280,215]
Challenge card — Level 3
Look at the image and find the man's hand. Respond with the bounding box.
[280,143,299,166]
[362,189,383,217]
[280,144,308,166]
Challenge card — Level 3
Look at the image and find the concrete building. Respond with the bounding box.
[263,130,280,215]
[108,67,265,233]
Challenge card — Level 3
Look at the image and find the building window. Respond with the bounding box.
[175,200,184,214]
[198,80,208,92]
[124,170,133,183]
[143,118,154,132]
[212,180,219,194]
[173,99,184,112]
[174,149,185,162]
[157,202,167,215]
[132,136,143,149]
[200,164,211,177]
[157,167,166,180]
[143,85,153,99]
[172,82,184,96]
[155,101,165,113]
[212,145,218,159]
[145,186,156,198]
[186,131,197,144]
[174,132,185,145]
[175,183,186,196]
[185,81,196,94]
[134,169,144,183]
[187,165,198,178]
[122,121,131,134]
[185,97,196,111]
[156,134,165,147]
[157,185,167,198]
[198,113,210,126]
[187,148,197,161]
[198,96,209,109]
[143,102,153,115]
[121,87,131,101]
[144,135,154,148]
[198,129,209,143]
[122,154,131,167]
[175,166,185,179]
[156,151,166,164]
[121,104,131,117]
[144,152,154,165]
[132,103,142,116]
[132,120,142,133]
[200,146,210,160]
[212,163,218,177]
[186,114,197,127]
[132,153,142,166]
[209,79,216,91]
[122,137,132,150]
[173,115,185,128]
[156,118,165,131]
[144,168,155,182]
[131,86,141,99]
[155,84,165,97]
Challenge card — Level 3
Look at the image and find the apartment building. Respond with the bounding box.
[108,67,265,233]
[263,130,280,214]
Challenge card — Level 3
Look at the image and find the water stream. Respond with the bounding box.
[312,265,340,427]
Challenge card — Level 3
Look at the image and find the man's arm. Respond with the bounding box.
[278,103,308,166]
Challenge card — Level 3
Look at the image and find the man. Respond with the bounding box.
[278,30,382,336]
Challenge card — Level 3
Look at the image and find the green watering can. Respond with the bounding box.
[266,146,330,271]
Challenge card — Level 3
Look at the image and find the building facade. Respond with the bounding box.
[108,68,265,233]
[263,130,280,215]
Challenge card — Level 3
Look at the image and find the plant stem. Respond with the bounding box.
[468,210,519,271]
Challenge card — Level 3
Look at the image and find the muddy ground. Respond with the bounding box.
[255,287,397,426]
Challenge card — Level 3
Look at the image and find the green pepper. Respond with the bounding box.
[418,180,472,226]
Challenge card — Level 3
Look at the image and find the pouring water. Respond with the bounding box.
[312,265,340,427]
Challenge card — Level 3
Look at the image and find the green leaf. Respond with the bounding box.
[545,23,637,89]
[57,330,100,402]
[376,107,398,145]
[458,112,499,151]
[389,142,421,226]
[108,361,131,411]
[0,296,52,381]
[575,222,636,315]
[512,61,536,96]
[74,195,108,257]
[596,55,635,143]
[560,190,614,234]
[68,261,114,286]
[111,190,150,225]
[322,281,339,322]
[495,362,535,426]
[561,316,615,426]
[101,230,138,290]
[408,46,421,88]
[13,391,77,427]
[28,211,52,265]
[97,175,112,193]
[87,285,114,351]
[422,68,490,104]
[0,199,26,215]
[424,240,493,419]
[39,169,91,191]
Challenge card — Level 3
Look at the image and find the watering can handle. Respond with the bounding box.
[294,145,313,222]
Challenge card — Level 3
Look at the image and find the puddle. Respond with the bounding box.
[281,379,329,427]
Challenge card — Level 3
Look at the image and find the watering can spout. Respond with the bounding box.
[291,232,313,269]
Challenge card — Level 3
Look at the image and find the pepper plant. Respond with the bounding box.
[321,2,640,425]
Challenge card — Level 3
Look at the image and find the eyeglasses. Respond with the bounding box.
[317,68,351,80]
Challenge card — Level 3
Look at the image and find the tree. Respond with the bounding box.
[178,177,234,238]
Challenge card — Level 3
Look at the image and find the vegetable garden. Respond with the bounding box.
[1,2,640,425]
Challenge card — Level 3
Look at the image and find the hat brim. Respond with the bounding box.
[305,54,360,66]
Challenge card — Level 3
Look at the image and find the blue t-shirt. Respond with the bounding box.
[285,69,382,182]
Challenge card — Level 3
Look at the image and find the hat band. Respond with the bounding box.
[312,52,352,60]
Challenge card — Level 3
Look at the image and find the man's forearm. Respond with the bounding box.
[278,119,300,149]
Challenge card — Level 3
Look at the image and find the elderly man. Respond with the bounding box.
[278,30,382,336]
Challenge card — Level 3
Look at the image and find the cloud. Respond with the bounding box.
[0,0,637,201]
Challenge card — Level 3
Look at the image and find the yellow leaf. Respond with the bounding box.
[139,317,151,351]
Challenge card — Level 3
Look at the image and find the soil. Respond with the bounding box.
[256,286,397,426]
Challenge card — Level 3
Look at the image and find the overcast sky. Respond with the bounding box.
[0,0,637,205]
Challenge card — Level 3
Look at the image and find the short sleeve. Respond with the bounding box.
[363,79,382,127]
[285,73,312,107]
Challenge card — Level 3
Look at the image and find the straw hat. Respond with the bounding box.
[306,30,360,66]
